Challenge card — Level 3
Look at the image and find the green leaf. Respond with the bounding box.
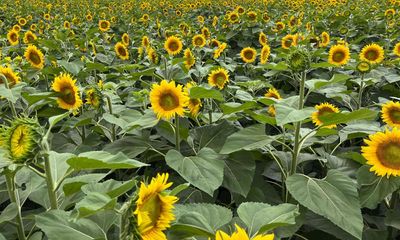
[319,109,378,126]
[82,179,135,198]
[306,74,351,91]
[263,62,288,71]
[67,151,148,170]
[190,120,236,152]
[36,210,107,240]
[0,203,17,224]
[62,174,107,196]
[48,151,74,188]
[0,83,26,103]
[75,192,116,218]
[58,60,84,76]
[275,105,314,126]
[310,62,337,68]
[220,101,257,115]
[165,148,224,196]
[286,170,363,239]
[190,86,224,101]
[357,165,400,209]
[172,203,232,237]
[220,124,276,154]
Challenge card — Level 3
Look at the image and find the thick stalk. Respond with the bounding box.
[290,71,306,175]
[175,114,180,152]
[5,172,26,240]
[43,153,58,209]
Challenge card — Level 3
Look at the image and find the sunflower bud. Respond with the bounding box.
[286,48,311,72]
[1,117,43,163]
[356,61,371,74]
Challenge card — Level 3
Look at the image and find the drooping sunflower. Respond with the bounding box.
[259,32,268,46]
[215,224,274,240]
[0,66,20,87]
[122,33,130,46]
[147,47,159,64]
[393,42,400,57]
[359,43,384,64]
[210,39,221,48]
[311,103,340,129]
[276,21,285,31]
[164,36,183,56]
[265,87,282,116]
[381,101,400,128]
[134,173,178,240]
[115,42,129,60]
[142,36,150,48]
[208,68,229,90]
[63,21,70,29]
[328,44,350,66]
[319,32,330,47]
[24,45,45,69]
[183,48,195,70]
[362,128,400,177]
[184,82,202,116]
[240,47,257,63]
[214,43,227,59]
[192,34,206,48]
[150,80,188,120]
[201,27,210,39]
[281,34,297,49]
[23,31,37,44]
[356,61,371,73]
[260,44,271,64]
[98,20,111,32]
[247,11,257,21]
[51,73,83,111]
[7,30,19,46]
[85,87,102,109]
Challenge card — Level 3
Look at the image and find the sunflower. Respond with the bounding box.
[228,11,240,24]
[359,43,384,64]
[134,173,178,240]
[7,30,19,46]
[122,33,130,46]
[260,44,271,64]
[281,34,297,49]
[192,34,206,48]
[164,36,183,56]
[85,88,102,109]
[0,66,20,87]
[184,48,195,70]
[63,21,70,29]
[247,11,257,21]
[44,13,51,20]
[150,80,188,120]
[99,20,110,32]
[357,61,371,73]
[142,36,150,48]
[13,25,21,32]
[215,224,274,240]
[240,47,257,63]
[319,32,330,47]
[208,68,229,89]
[23,31,37,44]
[210,39,221,48]
[259,32,268,46]
[276,21,285,31]
[393,42,400,57]
[24,45,45,69]
[18,18,27,26]
[147,47,159,64]
[328,44,350,66]
[184,82,202,116]
[381,101,400,128]
[265,87,281,116]
[51,73,83,111]
[115,42,129,60]
[214,43,227,59]
[86,13,93,21]
[311,103,340,129]
[201,27,210,39]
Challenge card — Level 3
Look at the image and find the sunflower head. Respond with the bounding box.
[215,224,274,240]
[142,36,150,48]
[192,34,206,48]
[208,68,230,90]
[23,31,37,44]
[164,36,183,56]
[134,173,178,240]
[328,44,350,66]
[147,47,159,64]
[265,87,282,117]
[24,45,45,69]
[240,47,257,63]
[359,43,384,64]
[281,34,298,49]
[286,48,311,72]
[122,33,130,46]
[356,61,371,73]
[184,82,202,116]
[214,43,227,59]
[1,117,43,163]
[311,102,340,129]
[184,48,195,70]
[85,87,103,109]
[115,42,129,60]
[393,42,400,57]
[260,45,271,64]
[7,30,19,46]
[0,66,20,87]
[362,128,400,177]
[319,31,330,47]
[381,101,400,128]
[99,20,111,32]
[52,73,83,111]
[259,32,268,46]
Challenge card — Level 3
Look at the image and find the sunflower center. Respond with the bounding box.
[284,39,293,48]
[168,41,179,52]
[11,33,18,42]
[100,22,108,28]
[159,92,179,111]
[244,50,254,60]
[118,46,127,56]
[365,50,378,61]
[389,108,400,123]
[29,52,41,65]
[141,194,162,230]
[377,142,400,169]
[190,98,201,106]
[195,38,203,46]
[318,106,335,117]
[215,73,226,86]
[333,51,345,62]
[27,35,34,41]
[60,87,76,104]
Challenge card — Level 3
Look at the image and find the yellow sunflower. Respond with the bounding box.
[328,44,350,66]
[147,47,159,64]
[142,36,150,48]
[115,42,129,60]
[150,80,188,120]
[215,224,274,240]
[7,30,19,46]
[362,128,400,177]
[122,33,130,46]
[184,48,195,70]
[393,42,400,57]
[214,43,227,59]
[63,21,70,29]
[265,87,282,116]
[23,31,37,44]
[18,18,27,26]
[281,34,297,49]
[240,47,257,63]
[208,68,229,90]
[260,45,271,64]
[381,101,400,128]
[311,103,340,129]
[164,36,183,56]
[359,43,384,64]
[319,32,330,47]
[259,32,268,46]
[99,20,110,32]
[276,21,285,31]
[85,88,101,109]
[210,39,221,48]
[0,66,20,87]
[201,27,210,39]
[24,45,45,69]
[51,73,83,111]
[13,25,21,32]
[228,11,240,24]
[184,82,202,116]
[192,34,206,48]
[134,173,178,240]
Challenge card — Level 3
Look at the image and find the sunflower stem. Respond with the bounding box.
[5,170,26,240]
[175,114,180,152]
[388,190,399,240]
[43,152,58,209]
[290,71,306,176]
[106,95,116,141]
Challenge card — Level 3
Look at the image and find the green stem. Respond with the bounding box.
[388,191,398,240]
[290,71,306,176]
[175,114,180,152]
[357,73,365,109]
[5,171,26,240]
[44,153,58,209]
[106,95,116,141]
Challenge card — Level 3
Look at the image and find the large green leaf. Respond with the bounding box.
[189,86,224,101]
[275,105,314,126]
[190,120,236,152]
[220,102,257,115]
[165,148,224,196]
[48,151,74,188]
[67,151,148,170]
[319,109,378,126]
[75,192,116,218]
[237,202,299,236]
[286,170,363,239]
[0,203,17,224]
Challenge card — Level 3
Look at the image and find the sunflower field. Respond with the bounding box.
[2,0,400,239]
